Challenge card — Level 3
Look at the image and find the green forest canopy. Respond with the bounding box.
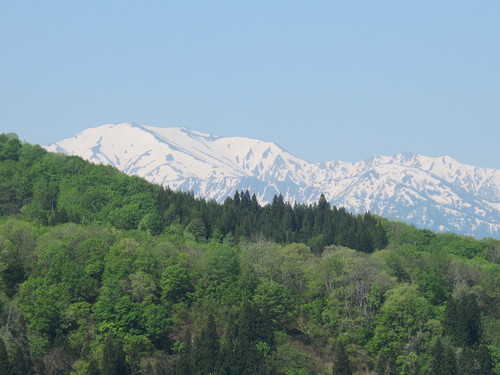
[0,134,499,374]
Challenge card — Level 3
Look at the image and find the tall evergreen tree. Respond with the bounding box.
[11,343,34,375]
[444,297,458,337]
[218,302,273,375]
[458,346,478,375]
[173,328,193,375]
[429,338,445,375]
[217,313,238,375]
[376,349,397,375]
[102,333,129,375]
[463,295,481,346]
[443,345,458,375]
[191,313,220,375]
[332,342,352,375]
[240,190,251,209]
[232,302,262,375]
[233,191,241,206]
[430,338,457,375]
[476,344,494,375]
[445,294,482,347]
[0,339,9,375]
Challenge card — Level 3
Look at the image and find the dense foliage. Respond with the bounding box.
[0,134,499,374]
[0,134,386,254]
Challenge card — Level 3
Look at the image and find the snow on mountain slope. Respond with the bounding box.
[45,122,500,239]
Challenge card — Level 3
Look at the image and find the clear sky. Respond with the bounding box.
[1,1,499,168]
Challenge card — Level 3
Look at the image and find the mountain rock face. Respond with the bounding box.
[45,122,500,239]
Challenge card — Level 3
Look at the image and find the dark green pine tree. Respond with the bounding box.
[240,190,251,210]
[191,313,220,375]
[443,345,458,375]
[357,225,374,253]
[0,339,9,375]
[332,342,352,375]
[254,304,275,350]
[429,338,445,375]
[430,338,457,375]
[463,295,481,346]
[173,329,193,375]
[444,294,482,347]
[10,314,34,375]
[218,302,273,375]
[375,349,397,375]
[476,344,494,375]
[444,297,458,338]
[11,344,34,375]
[217,313,238,375]
[458,346,478,375]
[250,194,260,214]
[102,333,129,375]
[232,302,262,375]
[373,221,388,250]
[313,194,329,235]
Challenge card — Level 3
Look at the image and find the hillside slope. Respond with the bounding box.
[46,122,500,238]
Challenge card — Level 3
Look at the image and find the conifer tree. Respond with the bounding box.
[233,191,241,206]
[102,333,129,375]
[0,339,9,375]
[445,294,482,347]
[240,190,251,209]
[457,346,477,375]
[443,345,458,375]
[233,302,262,375]
[375,349,397,375]
[11,343,34,375]
[254,304,275,350]
[463,295,481,346]
[443,294,481,346]
[250,194,259,213]
[191,313,219,375]
[173,328,193,375]
[218,302,273,375]
[444,296,458,338]
[476,344,494,375]
[430,338,457,375]
[217,313,238,375]
[332,342,352,375]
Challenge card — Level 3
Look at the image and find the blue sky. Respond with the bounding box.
[1,1,499,168]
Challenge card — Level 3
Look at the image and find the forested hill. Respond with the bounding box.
[46,122,500,239]
[0,133,499,375]
[0,133,387,253]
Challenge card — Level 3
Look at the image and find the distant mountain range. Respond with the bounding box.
[45,122,500,239]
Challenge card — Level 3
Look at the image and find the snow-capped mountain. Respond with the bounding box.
[45,122,500,239]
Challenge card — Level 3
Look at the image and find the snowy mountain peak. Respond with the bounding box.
[45,123,500,239]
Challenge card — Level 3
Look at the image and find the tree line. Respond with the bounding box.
[0,134,387,253]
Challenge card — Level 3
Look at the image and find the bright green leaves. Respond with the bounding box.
[369,284,436,370]
[254,281,296,329]
[0,133,21,162]
[160,265,193,305]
